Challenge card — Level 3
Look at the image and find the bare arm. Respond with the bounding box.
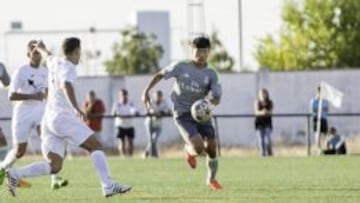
[9,92,45,101]
[62,82,83,116]
[141,72,164,112]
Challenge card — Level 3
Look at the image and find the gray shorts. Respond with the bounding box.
[174,113,215,140]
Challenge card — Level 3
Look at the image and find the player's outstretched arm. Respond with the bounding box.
[141,72,164,112]
[34,40,52,58]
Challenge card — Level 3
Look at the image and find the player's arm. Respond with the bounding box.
[9,92,45,101]
[34,41,51,58]
[8,69,44,101]
[142,72,164,112]
[62,81,83,116]
[0,62,10,87]
[208,71,221,106]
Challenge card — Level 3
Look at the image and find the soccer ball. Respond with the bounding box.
[191,99,212,122]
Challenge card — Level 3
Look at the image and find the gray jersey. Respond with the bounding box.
[160,60,221,116]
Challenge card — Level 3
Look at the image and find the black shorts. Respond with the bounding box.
[313,118,328,133]
[174,113,215,140]
[117,127,135,139]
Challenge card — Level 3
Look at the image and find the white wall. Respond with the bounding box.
[1,70,360,152]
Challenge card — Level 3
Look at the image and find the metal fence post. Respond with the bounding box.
[307,115,311,156]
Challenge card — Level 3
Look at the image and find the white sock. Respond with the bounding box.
[51,174,59,183]
[185,144,197,156]
[13,161,51,178]
[0,149,17,169]
[90,150,112,188]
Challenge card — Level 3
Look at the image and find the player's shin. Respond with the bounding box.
[90,150,112,188]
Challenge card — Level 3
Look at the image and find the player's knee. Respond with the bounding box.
[15,148,26,158]
[49,160,63,173]
[50,163,62,174]
[194,145,205,154]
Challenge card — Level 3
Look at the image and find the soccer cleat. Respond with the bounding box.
[17,178,32,188]
[186,152,197,169]
[6,170,19,197]
[103,182,132,197]
[0,167,5,185]
[51,177,69,190]
[207,179,223,191]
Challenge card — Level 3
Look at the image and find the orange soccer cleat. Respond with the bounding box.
[207,179,222,191]
[186,152,197,169]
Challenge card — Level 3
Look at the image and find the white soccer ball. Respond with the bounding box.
[191,99,212,122]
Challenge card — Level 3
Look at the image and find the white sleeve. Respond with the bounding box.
[59,64,76,84]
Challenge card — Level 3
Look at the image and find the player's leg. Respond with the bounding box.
[6,132,66,197]
[0,119,31,185]
[36,124,68,190]
[0,127,7,160]
[1,118,31,169]
[80,134,132,197]
[174,113,205,169]
[7,151,64,197]
[200,122,222,191]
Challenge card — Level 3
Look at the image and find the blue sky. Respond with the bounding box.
[0,0,290,74]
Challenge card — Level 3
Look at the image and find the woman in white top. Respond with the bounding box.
[144,90,171,158]
[112,89,138,157]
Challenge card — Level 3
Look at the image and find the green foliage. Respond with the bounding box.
[209,31,235,72]
[255,0,360,70]
[105,27,163,75]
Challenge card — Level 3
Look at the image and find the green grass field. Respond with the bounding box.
[1,156,360,203]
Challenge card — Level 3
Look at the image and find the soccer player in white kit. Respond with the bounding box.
[6,38,132,197]
[0,41,67,189]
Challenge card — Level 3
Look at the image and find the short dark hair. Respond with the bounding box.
[191,36,211,49]
[62,37,81,55]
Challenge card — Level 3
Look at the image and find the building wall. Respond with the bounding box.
[1,70,359,152]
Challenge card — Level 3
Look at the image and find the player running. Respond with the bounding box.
[0,41,67,189]
[142,36,223,191]
[6,38,131,197]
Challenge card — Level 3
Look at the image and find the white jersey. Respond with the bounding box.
[45,56,77,115]
[8,64,48,111]
[112,101,137,128]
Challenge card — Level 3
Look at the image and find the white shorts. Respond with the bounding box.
[41,112,93,159]
[12,105,45,144]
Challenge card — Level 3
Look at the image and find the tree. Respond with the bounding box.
[105,27,163,75]
[255,0,360,71]
[209,31,235,72]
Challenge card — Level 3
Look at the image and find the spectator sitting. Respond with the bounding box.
[322,127,347,155]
